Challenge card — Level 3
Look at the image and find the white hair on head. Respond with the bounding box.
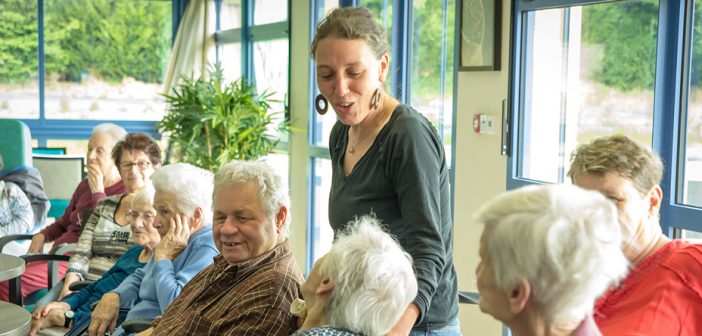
[92,123,127,144]
[150,163,214,226]
[475,184,629,326]
[131,184,155,209]
[214,160,291,237]
[319,216,418,336]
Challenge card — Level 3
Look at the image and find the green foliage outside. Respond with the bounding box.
[360,0,455,98]
[581,0,659,91]
[0,0,171,85]
[160,64,291,172]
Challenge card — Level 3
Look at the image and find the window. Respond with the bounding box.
[510,1,702,234]
[0,0,173,144]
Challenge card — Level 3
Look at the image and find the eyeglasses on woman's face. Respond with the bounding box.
[120,160,151,172]
[126,210,157,223]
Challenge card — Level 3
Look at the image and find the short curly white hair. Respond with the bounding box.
[150,163,214,226]
[319,216,417,336]
[475,184,629,325]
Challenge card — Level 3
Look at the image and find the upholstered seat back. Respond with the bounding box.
[0,119,33,174]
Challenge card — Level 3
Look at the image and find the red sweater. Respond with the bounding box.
[595,240,702,336]
[40,179,126,249]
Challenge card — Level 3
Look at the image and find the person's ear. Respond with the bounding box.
[190,207,203,231]
[647,186,662,217]
[508,279,530,314]
[316,277,335,296]
[275,206,288,233]
[378,53,390,82]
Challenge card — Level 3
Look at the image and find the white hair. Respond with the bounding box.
[214,160,291,237]
[475,184,629,326]
[131,184,155,209]
[319,216,418,336]
[92,123,127,144]
[150,163,214,226]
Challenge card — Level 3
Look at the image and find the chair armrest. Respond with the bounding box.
[0,234,34,252]
[121,319,153,333]
[68,280,95,291]
[458,291,480,305]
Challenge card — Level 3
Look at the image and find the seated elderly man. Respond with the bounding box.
[88,163,219,336]
[569,135,702,335]
[292,216,417,336]
[138,160,303,336]
[474,184,629,336]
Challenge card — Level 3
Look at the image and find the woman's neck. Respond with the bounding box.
[103,168,122,188]
[625,217,670,265]
[139,246,154,263]
[510,312,580,336]
[350,94,396,134]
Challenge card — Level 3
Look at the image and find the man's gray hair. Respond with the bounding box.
[92,123,127,144]
[214,160,291,237]
[151,163,214,226]
[319,216,417,335]
[475,184,629,326]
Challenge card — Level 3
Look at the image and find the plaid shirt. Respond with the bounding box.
[152,240,303,336]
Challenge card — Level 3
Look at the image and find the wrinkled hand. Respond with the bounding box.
[87,163,105,194]
[154,213,191,261]
[27,233,46,254]
[32,301,70,320]
[29,308,65,336]
[89,293,120,336]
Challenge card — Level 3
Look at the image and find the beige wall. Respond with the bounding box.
[286,1,512,334]
[453,2,511,335]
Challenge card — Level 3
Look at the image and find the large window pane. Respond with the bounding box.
[310,158,333,263]
[682,2,702,207]
[520,2,658,183]
[219,42,242,84]
[0,0,39,119]
[220,0,242,31]
[253,39,289,141]
[311,1,340,147]
[253,0,287,25]
[263,152,289,190]
[411,0,455,166]
[44,0,172,121]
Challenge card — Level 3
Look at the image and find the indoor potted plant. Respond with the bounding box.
[160,64,290,171]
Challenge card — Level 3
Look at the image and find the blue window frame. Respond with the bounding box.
[508,0,702,235]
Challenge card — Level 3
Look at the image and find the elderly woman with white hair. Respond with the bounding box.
[88,163,219,336]
[293,216,418,336]
[474,184,629,336]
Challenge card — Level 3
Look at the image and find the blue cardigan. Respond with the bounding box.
[112,226,219,321]
[61,245,146,323]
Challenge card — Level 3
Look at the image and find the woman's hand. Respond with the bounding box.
[89,292,120,336]
[136,327,154,336]
[154,213,191,261]
[58,273,81,300]
[32,301,70,320]
[27,233,46,254]
[87,162,105,194]
[29,308,65,336]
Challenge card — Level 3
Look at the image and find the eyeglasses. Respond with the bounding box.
[126,211,156,223]
[120,160,151,171]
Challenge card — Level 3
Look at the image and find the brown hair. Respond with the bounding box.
[568,135,663,195]
[311,7,389,60]
[112,132,162,168]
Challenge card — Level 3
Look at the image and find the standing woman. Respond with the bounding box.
[312,7,459,336]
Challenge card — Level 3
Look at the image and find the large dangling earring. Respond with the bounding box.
[315,94,328,115]
[370,87,381,110]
